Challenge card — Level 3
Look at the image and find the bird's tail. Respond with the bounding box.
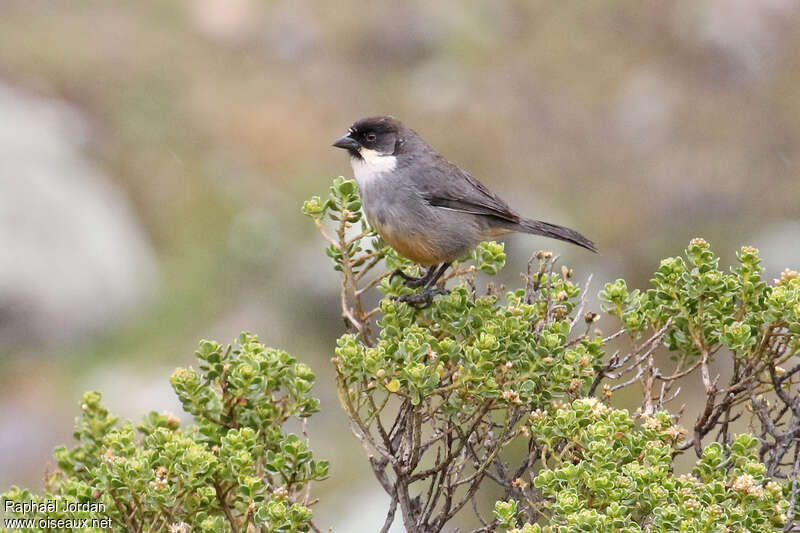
[516,218,598,253]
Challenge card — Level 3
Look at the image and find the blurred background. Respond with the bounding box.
[1,0,799,530]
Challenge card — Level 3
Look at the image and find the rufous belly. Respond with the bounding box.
[373,221,444,266]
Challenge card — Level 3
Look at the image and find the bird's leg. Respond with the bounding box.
[395,263,451,308]
[423,262,451,289]
[390,264,438,288]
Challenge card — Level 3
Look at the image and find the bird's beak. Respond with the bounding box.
[332,133,360,151]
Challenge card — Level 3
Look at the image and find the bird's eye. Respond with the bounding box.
[365,132,377,142]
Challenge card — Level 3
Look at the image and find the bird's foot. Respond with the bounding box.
[393,287,448,308]
[390,268,429,288]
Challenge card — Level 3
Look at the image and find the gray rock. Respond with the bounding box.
[0,83,157,346]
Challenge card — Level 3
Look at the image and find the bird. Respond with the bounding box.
[332,115,597,306]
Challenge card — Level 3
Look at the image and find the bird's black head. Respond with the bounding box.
[332,116,404,159]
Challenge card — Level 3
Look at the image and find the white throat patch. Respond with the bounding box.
[350,148,397,186]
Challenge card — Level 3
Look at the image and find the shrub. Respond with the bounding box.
[494,401,788,532]
[304,178,799,533]
[2,334,328,533]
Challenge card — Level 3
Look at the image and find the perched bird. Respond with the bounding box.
[333,116,596,306]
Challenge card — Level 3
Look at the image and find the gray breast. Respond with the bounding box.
[359,175,485,264]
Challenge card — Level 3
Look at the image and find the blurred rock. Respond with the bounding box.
[0,83,157,347]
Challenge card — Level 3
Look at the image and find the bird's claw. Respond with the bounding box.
[390,268,428,288]
[392,287,448,308]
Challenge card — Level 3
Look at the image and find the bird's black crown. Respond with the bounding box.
[349,115,402,136]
